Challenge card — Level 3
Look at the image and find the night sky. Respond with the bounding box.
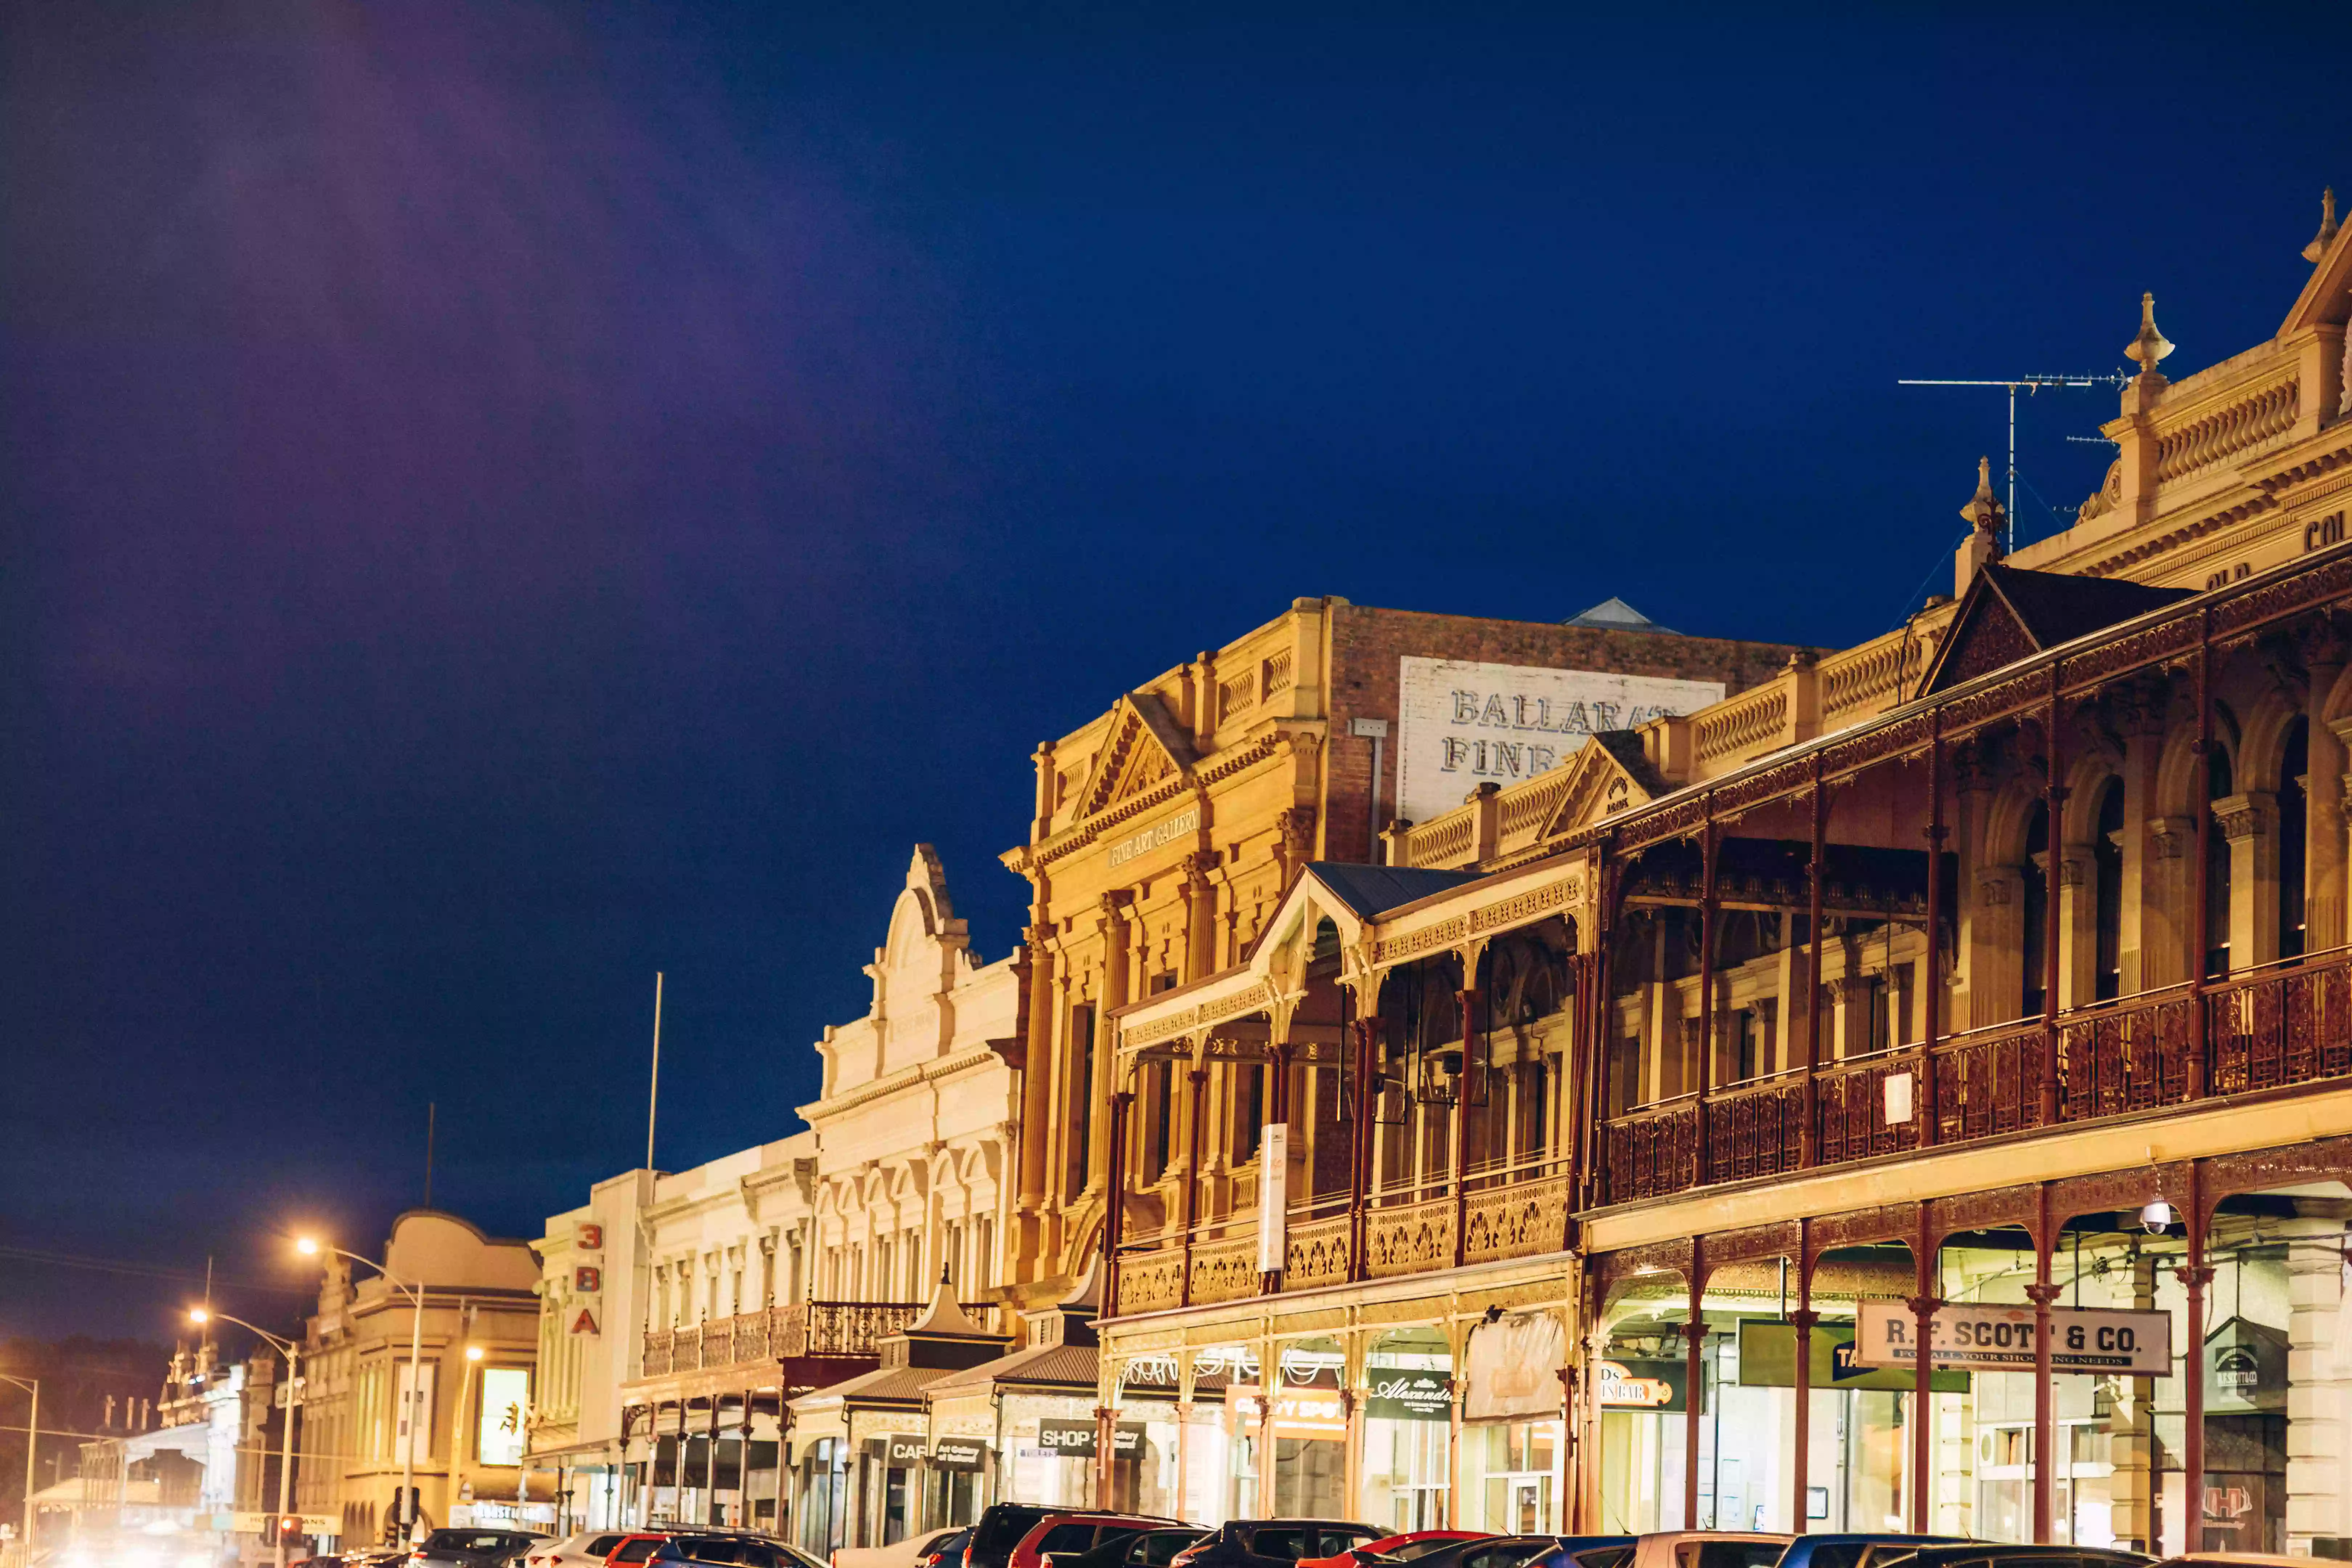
[6,1,2349,1343]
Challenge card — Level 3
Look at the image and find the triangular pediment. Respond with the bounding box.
[1919,581,2038,695]
[1075,694,1195,819]
[1540,734,1660,838]
[2281,208,2352,334]
[1918,562,2192,697]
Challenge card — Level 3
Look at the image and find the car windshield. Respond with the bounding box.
[612,1542,664,1564]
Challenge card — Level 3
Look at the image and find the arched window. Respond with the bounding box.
[2207,745,2235,977]
[2093,779,2124,1001]
[2282,719,2309,960]
[2022,802,2050,1018]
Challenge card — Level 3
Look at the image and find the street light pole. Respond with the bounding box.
[300,1240,428,1546]
[189,1311,298,1568]
[0,1377,37,1558]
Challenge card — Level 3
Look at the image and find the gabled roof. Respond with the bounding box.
[1920,562,2193,696]
[1565,596,1679,634]
[1305,862,1482,920]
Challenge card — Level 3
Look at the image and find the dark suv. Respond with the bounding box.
[410,1530,551,1568]
[968,1506,1058,1568]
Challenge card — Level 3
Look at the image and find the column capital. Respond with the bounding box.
[2024,1282,2066,1307]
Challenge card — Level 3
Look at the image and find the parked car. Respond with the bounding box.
[1169,1521,1387,1568]
[1867,1550,2149,1568]
[1298,1532,1487,1568]
[843,1530,974,1568]
[527,1535,629,1568]
[1048,1527,1210,1568]
[603,1531,812,1568]
[1405,1536,1596,1568]
[1773,1538,1968,1568]
[409,1530,554,1568]
[923,1532,976,1568]
[1519,1538,1643,1568]
[1009,1513,1185,1568]
[969,1507,1060,1568]
[1624,1534,1792,1568]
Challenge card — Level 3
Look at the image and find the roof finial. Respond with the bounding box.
[1959,454,2007,547]
[2304,187,2340,264]
[2124,291,2173,379]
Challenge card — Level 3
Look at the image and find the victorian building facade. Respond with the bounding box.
[1089,208,2352,1558]
[526,848,1022,1546]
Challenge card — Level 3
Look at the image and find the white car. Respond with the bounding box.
[526,1534,630,1568]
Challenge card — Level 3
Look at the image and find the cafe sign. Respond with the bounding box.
[1855,1301,2171,1375]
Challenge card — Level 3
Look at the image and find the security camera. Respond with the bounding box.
[2140,1200,2173,1235]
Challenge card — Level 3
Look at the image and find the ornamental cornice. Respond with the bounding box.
[1019,731,1295,874]
[1121,977,1281,1049]
[799,1043,1008,1123]
[2077,434,2352,580]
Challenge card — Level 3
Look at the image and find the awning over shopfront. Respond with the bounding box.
[789,1283,1008,1462]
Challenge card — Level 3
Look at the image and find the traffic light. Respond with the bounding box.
[278,1514,303,1543]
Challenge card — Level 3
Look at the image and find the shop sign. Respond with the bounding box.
[1595,1359,1687,1413]
[1854,1301,2171,1374]
[1033,1419,1147,1459]
[883,1435,926,1465]
[1258,1124,1289,1273]
[932,1437,987,1472]
[1736,1322,1968,1393]
[1365,1371,1453,1422]
[1234,1386,1348,1438]
[1463,1310,1566,1421]
[2204,1317,2288,1414]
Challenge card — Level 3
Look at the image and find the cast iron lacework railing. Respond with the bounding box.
[1601,948,2352,1204]
[638,1299,1002,1377]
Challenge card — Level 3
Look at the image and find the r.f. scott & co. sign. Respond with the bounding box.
[1855,1301,2170,1375]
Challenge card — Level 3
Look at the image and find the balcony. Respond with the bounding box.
[1601,949,2352,1204]
[639,1299,1001,1377]
[1111,1152,1573,1317]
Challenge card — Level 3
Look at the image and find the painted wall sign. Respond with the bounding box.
[1395,657,1724,826]
[1107,808,1200,870]
[1364,1371,1453,1422]
[1463,1310,1566,1421]
[1855,1301,2171,1375]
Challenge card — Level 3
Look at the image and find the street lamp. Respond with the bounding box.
[298,1237,428,1545]
[190,1309,299,1568]
[0,1375,36,1558]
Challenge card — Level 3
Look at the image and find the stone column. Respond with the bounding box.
[1017,928,1058,1273]
[2319,712,2352,953]
[2106,1249,2158,1551]
[2057,843,2099,1008]
[1969,869,2026,1026]
[1182,853,1220,984]
[2112,680,2170,993]
[2283,1207,2352,1553]
[2214,792,2279,969]
[1951,741,1997,1023]
[1089,897,1132,1198]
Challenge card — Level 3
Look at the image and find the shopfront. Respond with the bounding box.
[1458,1311,1565,1534]
[1358,1330,1453,1531]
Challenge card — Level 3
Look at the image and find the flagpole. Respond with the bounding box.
[646,973,663,1173]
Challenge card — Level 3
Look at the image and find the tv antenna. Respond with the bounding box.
[1899,373,2129,552]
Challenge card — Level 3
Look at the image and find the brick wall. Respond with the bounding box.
[1319,601,1825,862]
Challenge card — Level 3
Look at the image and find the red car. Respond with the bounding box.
[1297,1535,1489,1568]
[1009,1514,1186,1568]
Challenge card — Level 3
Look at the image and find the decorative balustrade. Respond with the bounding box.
[1818,630,1932,726]
[1188,1236,1258,1306]
[1704,1071,1807,1185]
[2154,369,2300,483]
[1285,1215,1351,1290]
[1602,952,2352,1204]
[1462,1174,1569,1266]
[638,1298,973,1380]
[1695,684,1789,767]
[1363,1195,1456,1279]
[1399,808,1477,869]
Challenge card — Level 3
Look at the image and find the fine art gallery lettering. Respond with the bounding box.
[1395,657,1725,826]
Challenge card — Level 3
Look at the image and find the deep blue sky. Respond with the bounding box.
[6,1,2349,1340]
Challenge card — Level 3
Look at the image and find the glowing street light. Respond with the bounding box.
[296,1236,428,1544]
[188,1307,299,1568]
